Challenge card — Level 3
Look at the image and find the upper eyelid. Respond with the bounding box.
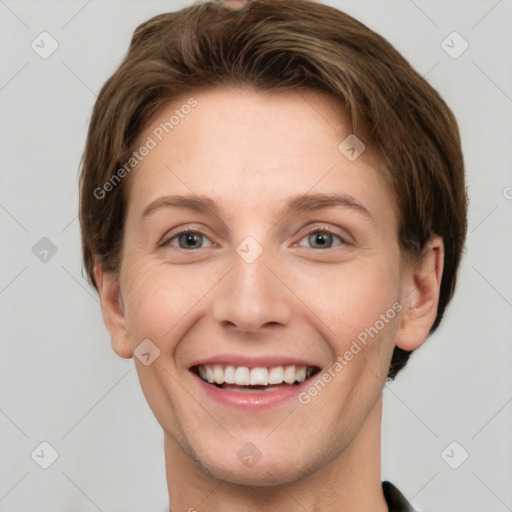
[302,225,348,239]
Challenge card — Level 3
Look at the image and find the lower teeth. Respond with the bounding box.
[208,381,296,392]
[227,387,278,393]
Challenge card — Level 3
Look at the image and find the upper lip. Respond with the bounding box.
[189,353,321,369]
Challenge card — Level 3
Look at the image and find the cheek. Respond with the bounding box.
[121,257,170,340]
[290,257,400,345]
[120,258,217,342]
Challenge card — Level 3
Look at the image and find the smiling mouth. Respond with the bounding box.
[191,364,320,392]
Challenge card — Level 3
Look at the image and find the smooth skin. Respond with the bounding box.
[94,86,443,512]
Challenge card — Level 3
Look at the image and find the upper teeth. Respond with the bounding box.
[197,364,310,386]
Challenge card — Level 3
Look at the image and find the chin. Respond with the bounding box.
[189,437,315,487]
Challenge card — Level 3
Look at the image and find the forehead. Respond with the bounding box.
[127,86,395,224]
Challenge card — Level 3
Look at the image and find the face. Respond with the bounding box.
[96,86,442,486]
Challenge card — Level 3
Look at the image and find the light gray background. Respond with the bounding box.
[0,0,511,511]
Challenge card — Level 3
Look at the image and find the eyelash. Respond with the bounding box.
[160,226,348,250]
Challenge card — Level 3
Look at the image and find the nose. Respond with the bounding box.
[212,245,293,333]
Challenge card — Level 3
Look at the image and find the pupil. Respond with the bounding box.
[181,233,201,249]
[311,232,331,248]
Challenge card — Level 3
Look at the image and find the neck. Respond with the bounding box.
[164,397,388,512]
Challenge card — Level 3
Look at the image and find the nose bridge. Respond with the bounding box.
[212,238,292,332]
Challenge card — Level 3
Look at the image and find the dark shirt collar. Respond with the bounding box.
[383,481,416,512]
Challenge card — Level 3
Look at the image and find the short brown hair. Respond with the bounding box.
[79,0,468,379]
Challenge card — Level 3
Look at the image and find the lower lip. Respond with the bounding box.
[191,372,313,410]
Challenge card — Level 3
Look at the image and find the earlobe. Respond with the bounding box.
[395,235,444,351]
[93,257,133,359]
[110,327,133,359]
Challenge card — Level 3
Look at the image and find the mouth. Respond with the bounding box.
[190,363,321,393]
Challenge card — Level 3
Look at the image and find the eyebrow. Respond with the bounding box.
[142,192,373,221]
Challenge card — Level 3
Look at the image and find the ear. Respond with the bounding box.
[93,257,133,359]
[395,235,444,351]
